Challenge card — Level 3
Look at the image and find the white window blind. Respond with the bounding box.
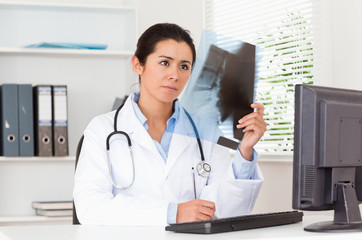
[204,0,315,154]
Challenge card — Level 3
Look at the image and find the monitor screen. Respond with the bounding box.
[292,84,362,232]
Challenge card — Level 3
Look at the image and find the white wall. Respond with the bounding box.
[123,0,203,48]
[316,0,362,90]
[330,0,362,90]
[252,160,294,213]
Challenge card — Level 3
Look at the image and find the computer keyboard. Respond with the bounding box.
[165,210,303,234]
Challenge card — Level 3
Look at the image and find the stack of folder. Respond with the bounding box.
[0,84,68,157]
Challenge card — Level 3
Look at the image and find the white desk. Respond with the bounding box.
[0,215,361,240]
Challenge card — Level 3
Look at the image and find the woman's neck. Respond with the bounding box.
[137,92,174,142]
[138,95,173,122]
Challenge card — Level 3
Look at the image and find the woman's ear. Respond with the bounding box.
[132,56,143,75]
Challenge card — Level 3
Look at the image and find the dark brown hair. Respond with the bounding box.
[134,23,196,67]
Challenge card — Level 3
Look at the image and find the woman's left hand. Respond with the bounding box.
[237,103,267,161]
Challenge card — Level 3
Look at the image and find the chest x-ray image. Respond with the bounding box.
[181,30,261,146]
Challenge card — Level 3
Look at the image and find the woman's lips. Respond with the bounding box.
[163,86,177,91]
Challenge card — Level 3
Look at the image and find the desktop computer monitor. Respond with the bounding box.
[293,84,362,232]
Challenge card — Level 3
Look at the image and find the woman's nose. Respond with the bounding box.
[168,66,179,81]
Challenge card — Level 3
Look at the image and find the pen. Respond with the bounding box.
[192,167,197,199]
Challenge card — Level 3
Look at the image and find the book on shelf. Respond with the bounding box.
[35,209,72,217]
[32,201,73,210]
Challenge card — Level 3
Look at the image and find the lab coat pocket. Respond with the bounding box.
[200,177,263,218]
[190,173,208,200]
[172,170,208,202]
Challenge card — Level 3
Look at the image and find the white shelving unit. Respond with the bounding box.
[0,1,138,224]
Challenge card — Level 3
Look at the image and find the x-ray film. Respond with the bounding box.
[181,30,261,147]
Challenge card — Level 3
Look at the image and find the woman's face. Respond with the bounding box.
[134,39,193,104]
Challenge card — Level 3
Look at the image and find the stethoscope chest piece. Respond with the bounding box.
[196,161,211,178]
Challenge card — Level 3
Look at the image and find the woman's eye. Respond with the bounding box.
[160,61,169,66]
[180,65,189,70]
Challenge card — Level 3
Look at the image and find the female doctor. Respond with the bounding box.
[73,23,266,226]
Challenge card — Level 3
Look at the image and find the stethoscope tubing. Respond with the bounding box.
[107,147,135,190]
[106,100,210,191]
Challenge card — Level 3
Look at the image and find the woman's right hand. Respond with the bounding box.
[176,199,215,223]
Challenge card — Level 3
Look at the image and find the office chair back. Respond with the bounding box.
[72,135,84,225]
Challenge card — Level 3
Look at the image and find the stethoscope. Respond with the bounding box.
[106,101,212,195]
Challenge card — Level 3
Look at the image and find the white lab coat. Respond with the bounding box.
[73,97,263,226]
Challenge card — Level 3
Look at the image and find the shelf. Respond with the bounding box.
[0,1,137,11]
[0,215,72,226]
[0,1,138,54]
[0,156,75,162]
[0,47,134,57]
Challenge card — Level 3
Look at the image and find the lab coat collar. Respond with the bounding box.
[164,107,196,178]
[116,96,164,166]
[117,94,197,177]
[130,92,180,135]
